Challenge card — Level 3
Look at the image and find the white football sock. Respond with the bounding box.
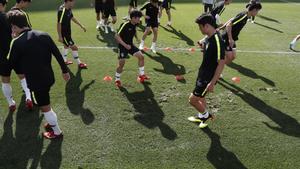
[139,66,145,76]
[115,72,121,81]
[20,78,31,101]
[44,110,62,135]
[198,112,209,118]
[72,50,81,64]
[62,48,68,62]
[2,83,15,106]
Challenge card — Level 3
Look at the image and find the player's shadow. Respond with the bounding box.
[219,79,300,138]
[40,138,63,169]
[66,69,95,125]
[0,95,44,169]
[119,82,178,140]
[160,25,195,46]
[257,15,281,24]
[203,128,248,169]
[254,22,283,33]
[228,62,275,86]
[97,29,118,53]
[144,52,186,83]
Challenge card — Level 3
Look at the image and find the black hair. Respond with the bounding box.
[130,10,143,19]
[0,0,8,6]
[64,0,74,2]
[195,13,217,29]
[247,2,262,11]
[16,0,32,3]
[7,10,28,28]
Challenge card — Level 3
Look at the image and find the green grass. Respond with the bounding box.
[1,0,300,169]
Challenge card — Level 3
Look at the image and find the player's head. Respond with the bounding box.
[16,0,32,8]
[247,2,262,16]
[7,10,29,34]
[150,0,158,5]
[195,13,217,35]
[130,10,143,24]
[0,0,8,10]
[65,0,75,8]
[224,0,232,5]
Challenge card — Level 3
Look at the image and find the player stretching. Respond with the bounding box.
[139,0,160,53]
[7,10,70,139]
[57,0,87,69]
[188,14,225,128]
[115,10,150,87]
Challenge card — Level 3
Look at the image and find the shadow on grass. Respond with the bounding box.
[40,138,63,169]
[219,79,300,138]
[254,22,283,33]
[119,82,178,140]
[97,29,118,53]
[0,95,43,169]
[160,25,195,46]
[227,62,275,87]
[257,15,281,24]
[203,128,248,169]
[144,52,186,83]
[66,69,95,125]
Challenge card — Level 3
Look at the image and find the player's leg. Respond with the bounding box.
[290,34,300,50]
[70,44,87,69]
[1,75,16,111]
[134,51,150,83]
[110,15,117,32]
[103,10,110,34]
[139,26,152,50]
[115,59,125,87]
[61,35,73,65]
[166,8,171,26]
[150,27,158,53]
[17,74,33,110]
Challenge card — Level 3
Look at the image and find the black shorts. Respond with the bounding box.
[193,79,210,98]
[158,1,163,6]
[31,88,51,107]
[103,8,116,18]
[129,0,138,8]
[62,33,75,47]
[162,0,172,10]
[118,44,140,59]
[146,19,159,28]
[95,1,103,13]
[0,59,23,76]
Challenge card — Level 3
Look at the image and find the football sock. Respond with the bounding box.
[2,83,15,106]
[72,51,81,64]
[44,110,62,135]
[62,48,68,62]
[115,72,121,81]
[20,78,31,101]
[139,67,145,76]
[198,112,209,118]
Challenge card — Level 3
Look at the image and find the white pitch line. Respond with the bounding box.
[63,46,300,55]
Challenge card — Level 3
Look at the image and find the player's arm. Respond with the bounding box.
[115,33,131,50]
[71,17,87,32]
[46,34,70,81]
[57,10,64,43]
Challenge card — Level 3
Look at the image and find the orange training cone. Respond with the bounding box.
[175,75,185,81]
[231,76,241,83]
[189,48,195,52]
[103,76,112,82]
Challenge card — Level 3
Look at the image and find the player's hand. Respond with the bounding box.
[206,82,215,93]
[125,44,132,50]
[145,15,150,19]
[63,72,70,82]
[58,37,63,43]
[81,26,87,32]
[197,40,204,49]
[229,39,234,48]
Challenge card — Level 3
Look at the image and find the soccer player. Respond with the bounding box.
[0,0,33,111]
[139,0,160,53]
[159,0,173,26]
[220,2,262,64]
[115,10,150,87]
[210,0,231,26]
[57,0,88,69]
[290,34,300,51]
[123,0,138,20]
[188,13,225,128]
[10,0,32,28]
[202,0,214,13]
[7,10,70,139]
[93,0,104,30]
[102,0,117,34]
[246,0,260,23]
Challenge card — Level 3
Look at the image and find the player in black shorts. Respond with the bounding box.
[210,0,231,26]
[57,0,87,69]
[1,0,33,111]
[102,0,117,34]
[10,0,32,28]
[123,0,138,20]
[188,14,225,129]
[159,0,172,26]
[219,2,262,64]
[7,10,70,139]
[93,0,104,30]
[139,0,160,53]
[188,14,225,128]
[115,10,150,87]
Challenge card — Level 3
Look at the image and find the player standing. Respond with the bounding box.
[123,0,138,20]
[93,0,104,30]
[102,0,117,34]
